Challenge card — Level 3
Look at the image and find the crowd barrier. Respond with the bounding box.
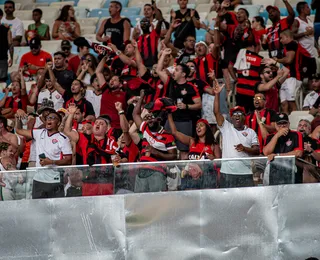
[0,156,297,200]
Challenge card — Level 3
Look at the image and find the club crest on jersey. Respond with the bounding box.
[158,84,163,89]
[286,139,292,147]
[181,89,187,95]
[56,94,61,99]
[52,139,58,144]
[242,132,248,137]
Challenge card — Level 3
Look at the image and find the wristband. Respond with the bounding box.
[118,110,125,115]
[116,50,122,56]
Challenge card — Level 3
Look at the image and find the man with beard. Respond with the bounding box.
[137,17,163,68]
[157,48,201,159]
[19,37,52,78]
[133,90,177,192]
[262,1,295,59]
[56,79,95,121]
[97,56,126,139]
[60,40,76,63]
[255,66,289,112]
[303,73,320,114]
[15,110,72,198]
[263,113,303,184]
[296,119,320,183]
[246,92,276,153]
[214,82,259,187]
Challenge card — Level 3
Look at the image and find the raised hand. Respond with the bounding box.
[213,78,224,94]
[67,103,77,114]
[115,101,123,112]
[163,48,172,56]
[276,127,289,138]
[207,69,216,80]
[170,9,176,20]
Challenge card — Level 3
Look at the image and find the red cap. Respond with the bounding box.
[266,5,280,13]
[196,118,210,127]
[229,106,246,117]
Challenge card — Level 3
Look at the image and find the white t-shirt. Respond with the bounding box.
[38,89,64,111]
[1,17,24,38]
[32,129,72,183]
[218,120,259,175]
[295,17,317,58]
[85,89,102,117]
[303,90,319,109]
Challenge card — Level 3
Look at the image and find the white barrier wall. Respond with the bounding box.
[0,184,320,259]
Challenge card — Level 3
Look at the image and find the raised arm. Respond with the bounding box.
[132,89,145,129]
[19,69,27,96]
[213,78,225,127]
[190,9,200,29]
[7,30,13,67]
[96,56,107,87]
[133,40,147,77]
[96,19,109,42]
[63,105,80,143]
[115,102,132,146]
[109,43,137,67]
[15,115,32,140]
[167,113,191,146]
[284,0,295,25]
[156,48,171,84]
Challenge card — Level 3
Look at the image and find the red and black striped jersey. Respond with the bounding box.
[265,18,290,58]
[246,108,277,153]
[123,140,140,162]
[121,57,137,77]
[194,54,221,84]
[141,71,170,102]
[138,30,160,68]
[139,121,176,174]
[236,50,263,97]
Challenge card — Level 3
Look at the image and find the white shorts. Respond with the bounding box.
[280,77,302,103]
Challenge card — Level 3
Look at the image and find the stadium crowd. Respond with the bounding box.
[0,0,320,198]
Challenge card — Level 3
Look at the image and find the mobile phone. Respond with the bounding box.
[39,153,46,159]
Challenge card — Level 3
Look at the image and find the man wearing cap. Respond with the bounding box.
[67,37,90,74]
[214,83,260,188]
[15,109,72,198]
[133,90,177,192]
[19,37,52,77]
[263,113,303,184]
[303,73,320,115]
[263,1,295,59]
[61,40,76,63]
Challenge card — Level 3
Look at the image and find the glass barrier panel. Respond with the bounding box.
[0,170,28,201]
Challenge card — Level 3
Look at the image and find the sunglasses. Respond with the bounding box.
[62,47,70,51]
[232,112,244,116]
[253,96,265,101]
[46,116,58,121]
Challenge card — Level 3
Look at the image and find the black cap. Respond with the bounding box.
[61,40,71,48]
[37,98,55,114]
[30,37,41,49]
[275,113,289,124]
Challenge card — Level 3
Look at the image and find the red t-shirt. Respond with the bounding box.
[123,141,140,162]
[4,94,28,113]
[253,28,266,45]
[100,87,126,129]
[19,50,52,75]
[67,55,80,74]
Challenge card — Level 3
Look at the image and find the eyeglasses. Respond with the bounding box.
[253,96,265,101]
[62,47,70,51]
[263,70,273,74]
[232,112,244,116]
[46,116,58,121]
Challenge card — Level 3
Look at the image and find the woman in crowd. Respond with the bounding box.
[52,5,81,41]
[252,16,266,53]
[77,54,98,86]
[167,113,221,189]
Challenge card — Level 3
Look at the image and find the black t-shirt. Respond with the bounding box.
[284,41,298,78]
[175,49,195,65]
[172,9,200,49]
[265,130,303,154]
[188,78,210,96]
[0,25,9,60]
[168,77,200,121]
[302,135,320,165]
[53,69,76,101]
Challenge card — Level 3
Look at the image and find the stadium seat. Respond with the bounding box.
[127,0,147,8]
[157,0,178,8]
[50,1,75,8]
[235,5,262,18]
[103,0,129,8]
[274,0,301,9]
[206,11,217,24]
[14,10,33,21]
[74,7,89,18]
[196,28,207,39]
[88,8,110,18]
[289,111,314,130]
[78,17,99,27]
[198,12,208,22]
[81,25,96,35]
[122,7,141,16]
[251,0,274,8]
[77,0,104,9]
[23,3,50,10]
[189,0,211,4]
[40,40,62,54]
[36,0,59,3]
[171,4,196,11]
[96,18,108,32]
[37,7,60,21]
[259,11,269,24]
[195,4,212,13]
[158,7,171,15]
